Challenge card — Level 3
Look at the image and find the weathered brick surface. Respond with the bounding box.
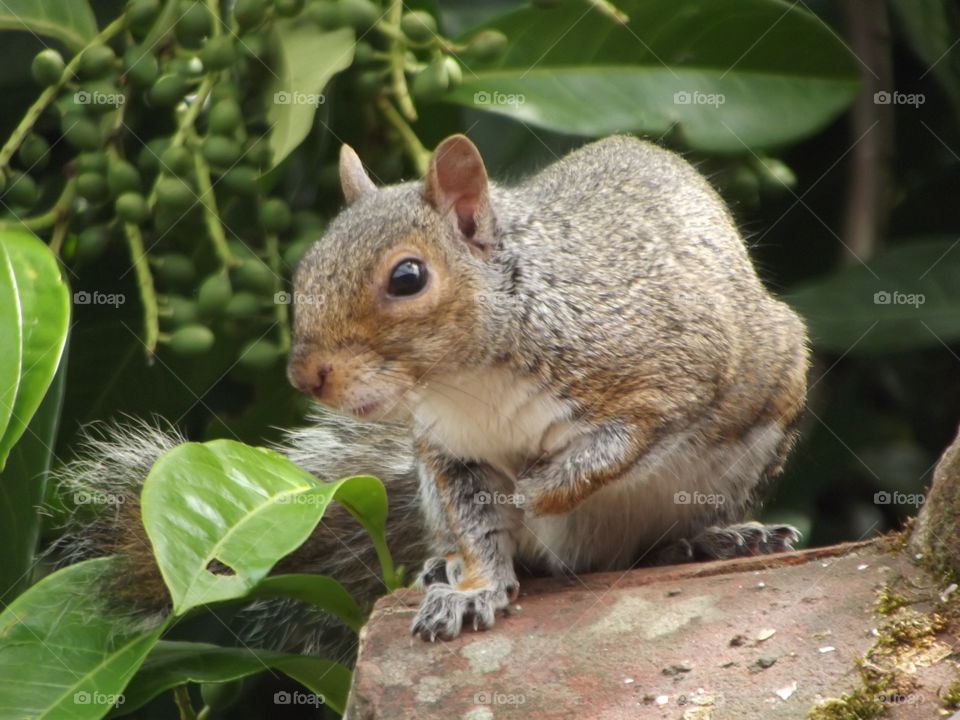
[347,542,957,719]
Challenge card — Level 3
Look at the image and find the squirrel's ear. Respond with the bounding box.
[339,144,377,204]
[423,134,494,257]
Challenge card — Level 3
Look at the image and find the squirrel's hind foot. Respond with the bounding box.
[654,522,800,565]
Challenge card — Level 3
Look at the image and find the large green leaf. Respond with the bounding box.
[0,230,70,470]
[0,244,21,452]
[788,238,960,354]
[0,348,67,600]
[446,0,860,152]
[0,557,166,720]
[141,439,391,614]
[0,0,98,52]
[266,23,355,168]
[251,573,365,633]
[889,0,960,115]
[116,641,351,716]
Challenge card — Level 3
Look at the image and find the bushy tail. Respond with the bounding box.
[51,409,427,656]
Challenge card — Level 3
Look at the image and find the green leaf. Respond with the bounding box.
[889,0,960,115]
[0,230,71,470]
[266,23,354,168]
[142,440,391,614]
[788,237,960,354]
[0,0,98,53]
[251,574,365,633]
[117,641,351,716]
[447,0,860,152]
[0,557,166,720]
[0,346,67,600]
[0,244,21,452]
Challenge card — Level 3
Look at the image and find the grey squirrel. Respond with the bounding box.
[59,134,808,650]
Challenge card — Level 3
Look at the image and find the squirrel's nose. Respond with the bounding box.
[311,363,333,398]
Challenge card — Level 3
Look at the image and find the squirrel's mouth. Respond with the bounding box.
[348,400,384,419]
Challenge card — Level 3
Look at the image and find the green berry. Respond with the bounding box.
[169,324,215,355]
[306,0,342,27]
[465,30,508,62]
[115,192,150,224]
[197,273,232,315]
[5,172,38,207]
[353,41,375,65]
[153,253,196,288]
[208,99,242,135]
[156,176,196,212]
[75,226,113,263]
[79,44,117,80]
[160,145,193,176]
[123,47,159,87]
[76,172,110,203]
[411,57,448,101]
[237,338,279,370]
[443,56,462,87]
[238,33,265,59]
[225,291,260,318]
[202,135,242,167]
[149,74,188,107]
[210,84,239,103]
[283,238,312,268]
[234,0,268,28]
[234,257,275,294]
[400,11,436,42]
[243,138,272,168]
[18,134,50,170]
[31,49,64,87]
[259,198,292,233]
[126,0,161,36]
[221,166,259,196]
[340,0,379,30]
[164,296,199,326]
[177,1,213,43]
[138,137,171,176]
[61,113,103,151]
[77,80,123,115]
[275,0,306,17]
[199,36,235,70]
[107,160,141,196]
[75,152,108,174]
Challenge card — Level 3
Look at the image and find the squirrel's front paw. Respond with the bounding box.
[415,555,462,587]
[411,584,513,641]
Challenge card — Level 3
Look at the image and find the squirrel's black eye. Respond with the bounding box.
[387,259,428,297]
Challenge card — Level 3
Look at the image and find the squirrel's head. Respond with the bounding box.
[287,134,504,421]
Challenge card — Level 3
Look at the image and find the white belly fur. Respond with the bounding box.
[413,366,785,575]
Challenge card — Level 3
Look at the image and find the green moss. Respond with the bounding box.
[807,680,888,720]
[873,585,908,615]
[943,680,960,711]
[874,610,946,649]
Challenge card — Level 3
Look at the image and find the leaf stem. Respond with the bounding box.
[123,222,160,357]
[0,178,77,235]
[585,0,630,24]
[386,0,417,120]
[0,16,126,173]
[173,685,198,720]
[377,97,429,175]
[188,128,237,268]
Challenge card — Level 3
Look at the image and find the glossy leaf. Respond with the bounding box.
[251,573,365,633]
[117,641,350,716]
[0,230,70,470]
[788,238,960,354]
[446,0,860,152]
[0,0,98,52]
[0,244,20,455]
[141,439,393,614]
[266,23,354,168]
[0,557,166,720]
